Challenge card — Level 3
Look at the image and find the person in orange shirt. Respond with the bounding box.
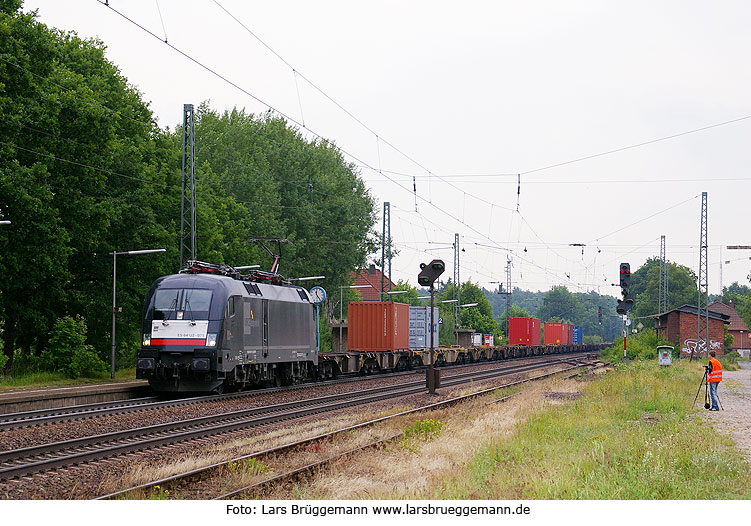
[707,350,723,411]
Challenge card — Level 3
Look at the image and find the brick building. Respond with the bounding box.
[652,304,730,357]
[708,300,749,355]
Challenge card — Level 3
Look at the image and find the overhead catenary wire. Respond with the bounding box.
[96,2,734,293]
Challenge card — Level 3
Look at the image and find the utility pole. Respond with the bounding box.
[453,233,460,343]
[180,103,196,270]
[381,202,390,301]
[693,191,708,362]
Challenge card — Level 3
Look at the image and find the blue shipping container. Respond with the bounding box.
[572,326,583,344]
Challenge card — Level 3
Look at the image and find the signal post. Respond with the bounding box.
[418,259,445,394]
[616,263,634,360]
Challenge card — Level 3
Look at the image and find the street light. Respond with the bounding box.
[111,248,166,379]
[385,290,408,298]
[460,302,479,308]
[0,220,10,225]
[339,285,372,353]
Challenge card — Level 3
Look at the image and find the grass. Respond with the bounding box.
[0,367,137,391]
[433,360,751,499]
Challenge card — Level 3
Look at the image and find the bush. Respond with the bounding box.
[41,316,107,378]
[601,329,670,362]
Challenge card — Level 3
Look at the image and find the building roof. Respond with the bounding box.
[350,264,395,302]
[708,300,749,331]
[651,304,730,323]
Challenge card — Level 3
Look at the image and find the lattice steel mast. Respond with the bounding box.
[658,235,668,313]
[454,233,461,342]
[381,201,391,300]
[180,103,196,269]
[693,192,709,361]
[505,257,512,330]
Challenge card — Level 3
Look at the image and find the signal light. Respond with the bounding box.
[418,259,445,287]
[616,263,634,315]
[619,262,631,289]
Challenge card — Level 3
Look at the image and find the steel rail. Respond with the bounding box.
[0,355,590,481]
[99,359,598,500]
[0,352,574,430]
[219,361,609,500]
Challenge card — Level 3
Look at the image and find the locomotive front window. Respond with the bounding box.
[153,289,213,320]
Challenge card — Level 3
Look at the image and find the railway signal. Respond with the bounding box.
[616,263,634,315]
[619,262,631,296]
[418,259,445,395]
[617,262,635,361]
[418,259,445,287]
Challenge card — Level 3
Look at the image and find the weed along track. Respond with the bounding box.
[92,355,602,500]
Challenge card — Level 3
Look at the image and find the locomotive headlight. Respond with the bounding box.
[142,333,151,346]
[205,333,217,347]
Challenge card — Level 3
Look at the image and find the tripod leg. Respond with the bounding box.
[693,370,708,408]
[693,375,705,408]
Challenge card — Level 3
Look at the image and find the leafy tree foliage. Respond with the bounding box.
[41,315,106,378]
[630,257,698,318]
[436,281,501,345]
[0,8,377,373]
[0,7,174,370]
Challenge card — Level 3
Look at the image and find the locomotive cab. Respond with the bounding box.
[137,268,317,393]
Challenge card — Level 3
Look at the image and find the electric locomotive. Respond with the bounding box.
[136,261,317,392]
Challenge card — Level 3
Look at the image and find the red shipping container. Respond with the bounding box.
[530,318,541,345]
[348,302,410,351]
[509,317,541,346]
[544,322,571,345]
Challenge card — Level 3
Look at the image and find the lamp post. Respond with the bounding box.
[741,330,744,354]
[385,290,408,300]
[339,285,372,353]
[111,248,165,379]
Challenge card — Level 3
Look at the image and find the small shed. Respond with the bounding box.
[651,304,730,357]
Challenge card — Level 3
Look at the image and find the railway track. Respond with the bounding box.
[0,353,583,430]
[97,356,604,500]
[0,354,594,482]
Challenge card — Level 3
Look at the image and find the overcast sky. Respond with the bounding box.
[22,0,751,297]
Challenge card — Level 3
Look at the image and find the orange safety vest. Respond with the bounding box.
[708,357,723,383]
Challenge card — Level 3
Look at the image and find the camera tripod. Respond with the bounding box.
[693,366,723,410]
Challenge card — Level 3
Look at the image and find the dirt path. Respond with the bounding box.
[705,361,751,462]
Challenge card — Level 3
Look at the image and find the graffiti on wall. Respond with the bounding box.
[681,338,722,357]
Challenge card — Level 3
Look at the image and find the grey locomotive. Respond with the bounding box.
[136,261,317,392]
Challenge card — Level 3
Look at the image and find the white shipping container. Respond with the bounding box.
[409,306,439,349]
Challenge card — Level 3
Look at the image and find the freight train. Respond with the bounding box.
[137,262,606,393]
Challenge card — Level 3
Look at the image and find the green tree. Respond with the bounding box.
[389,280,423,305]
[630,258,698,319]
[0,7,175,370]
[438,282,501,344]
[537,286,584,323]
